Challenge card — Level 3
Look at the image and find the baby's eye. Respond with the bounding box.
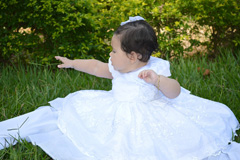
[112,50,116,53]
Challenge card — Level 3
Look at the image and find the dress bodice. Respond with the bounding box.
[108,56,171,102]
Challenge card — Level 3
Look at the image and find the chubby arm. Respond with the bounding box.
[138,69,180,99]
[55,56,113,79]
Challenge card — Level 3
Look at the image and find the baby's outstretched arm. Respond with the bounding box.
[138,70,181,99]
[55,56,113,79]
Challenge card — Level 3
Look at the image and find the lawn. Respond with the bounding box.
[0,49,239,159]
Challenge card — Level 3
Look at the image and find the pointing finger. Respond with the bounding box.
[55,56,61,60]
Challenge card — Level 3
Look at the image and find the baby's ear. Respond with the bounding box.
[128,51,140,62]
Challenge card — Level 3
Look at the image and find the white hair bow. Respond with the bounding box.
[120,16,145,26]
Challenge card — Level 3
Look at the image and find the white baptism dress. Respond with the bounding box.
[0,56,240,160]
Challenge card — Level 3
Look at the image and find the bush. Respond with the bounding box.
[153,0,240,56]
[0,0,156,63]
[0,0,109,63]
[1,0,240,64]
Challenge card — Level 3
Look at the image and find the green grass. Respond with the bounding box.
[0,49,240,159]
[171,49,240,121]
[0,63,112,159]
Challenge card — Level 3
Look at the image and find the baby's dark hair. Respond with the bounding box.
[114,20,158,62]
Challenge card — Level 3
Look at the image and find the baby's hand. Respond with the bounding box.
[138,69,158,85]
[55,56,73,68]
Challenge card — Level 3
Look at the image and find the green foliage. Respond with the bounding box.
[1,0,240,63]
[0,0,108,63]
[137,0,240,57]
[145,1,188,58]
[161,0,240,55]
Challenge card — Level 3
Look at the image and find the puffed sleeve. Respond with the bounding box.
[149,57,191,95]
[149,56,171,77]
